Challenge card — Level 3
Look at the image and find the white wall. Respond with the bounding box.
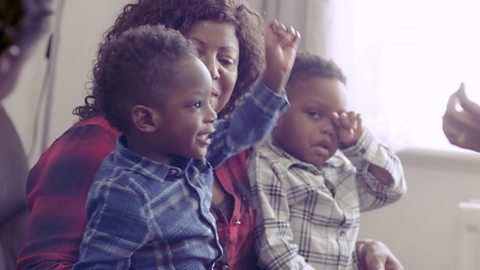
[359,148,480,270]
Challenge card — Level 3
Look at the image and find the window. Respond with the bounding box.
[331,0,480,152]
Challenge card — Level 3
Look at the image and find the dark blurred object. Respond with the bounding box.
[0,105,28,270]
[0,0,23,52]
[1,0,53,100]
[0,1,54,268]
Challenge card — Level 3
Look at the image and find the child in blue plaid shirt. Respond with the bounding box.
[74,21,299,269]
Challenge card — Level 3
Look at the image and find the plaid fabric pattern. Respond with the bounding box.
[249,130,407,270]
[72,82,288,269]
[212,150,260,270]
[17,82,287,270]
[17,117,120,270]
[74,136,221,269]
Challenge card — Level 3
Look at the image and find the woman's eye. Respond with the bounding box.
[219,57,235,67]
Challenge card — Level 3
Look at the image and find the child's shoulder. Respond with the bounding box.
[250,141,298,174]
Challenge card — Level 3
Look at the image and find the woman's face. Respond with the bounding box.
[185,20,239,113]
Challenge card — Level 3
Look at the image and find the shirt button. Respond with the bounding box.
[222,265,229,270]
[234,220,242,225]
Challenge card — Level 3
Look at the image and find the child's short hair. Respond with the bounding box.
[287,52,347,91]
[94,24,195,133]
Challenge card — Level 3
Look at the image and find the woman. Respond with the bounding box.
[17,0,403,269]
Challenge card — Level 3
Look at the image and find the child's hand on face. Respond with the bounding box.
[262,19,301,93]
[332,111,364,149]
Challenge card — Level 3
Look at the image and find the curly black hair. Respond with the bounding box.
[95,24,195,133]
[287,52,347,91]
[74,0,264,120]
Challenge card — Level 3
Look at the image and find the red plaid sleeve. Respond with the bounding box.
[16,117,120,270]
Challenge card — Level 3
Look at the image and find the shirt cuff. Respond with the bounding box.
[342,129,405,189]
[341,128,391,174]
[342,129,377,158]
[251,81,290,116]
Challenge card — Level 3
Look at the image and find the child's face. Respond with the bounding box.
[151,56,216,161]
[185,20,239,114]
[273,77,347,167]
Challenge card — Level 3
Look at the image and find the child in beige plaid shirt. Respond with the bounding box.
[249,52,407,270]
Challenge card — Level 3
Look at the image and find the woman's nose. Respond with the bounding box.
[203,55,220,80]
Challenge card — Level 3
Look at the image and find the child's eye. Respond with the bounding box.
[193,101,202,108]
[307,111,321,118]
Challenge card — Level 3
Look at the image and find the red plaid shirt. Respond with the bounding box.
[17,117,120,269]
[212,150,259,270]
[17,116,259,270]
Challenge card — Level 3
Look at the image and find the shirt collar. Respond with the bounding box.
[261,138,346,172]
[112,135,190,182]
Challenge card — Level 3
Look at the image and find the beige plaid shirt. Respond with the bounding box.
[249,130,407,270]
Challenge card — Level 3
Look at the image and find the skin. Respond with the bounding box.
[262,19,301,91]
[273,77,348,167]
[275,76,394,185]
[181,19,300,205]
[11,11,401,268]
[185,21,239,113]
[127,55,216,164]
[274,76,403,270]
[443,83,480,152]
[179,20,400,269]
[356,239,405,270]
[184,20,300,113]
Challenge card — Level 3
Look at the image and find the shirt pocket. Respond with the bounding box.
[286,172,346,224]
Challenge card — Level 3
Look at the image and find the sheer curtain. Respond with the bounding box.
[249,0,480,152]
[247,0,334,56]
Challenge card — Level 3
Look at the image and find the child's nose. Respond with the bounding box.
[205,103,217,123]
[321,119,335,136]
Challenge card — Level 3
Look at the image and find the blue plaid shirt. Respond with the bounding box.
[74,82,288,269]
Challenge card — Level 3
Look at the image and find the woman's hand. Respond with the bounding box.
[442,83,480,152]
[356,239,404,270]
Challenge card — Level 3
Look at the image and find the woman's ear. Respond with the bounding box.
[131,105,160,133]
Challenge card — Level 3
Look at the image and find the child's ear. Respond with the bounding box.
[131,105,161,133]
